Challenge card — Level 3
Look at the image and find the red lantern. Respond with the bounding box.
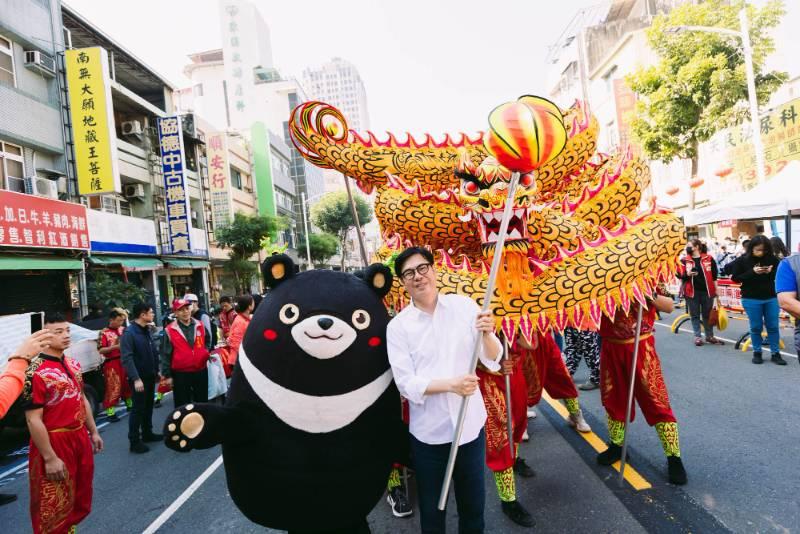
[689,178,704,188]
[715,167,733,178]
[483,96,567,174]
[666,186,679,195]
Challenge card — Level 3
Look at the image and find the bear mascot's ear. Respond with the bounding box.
[357,263,393,299]
[262,254,295,289]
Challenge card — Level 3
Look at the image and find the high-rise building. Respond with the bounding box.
[302,57,370,132]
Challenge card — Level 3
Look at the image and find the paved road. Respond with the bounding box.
[0,309,797,533]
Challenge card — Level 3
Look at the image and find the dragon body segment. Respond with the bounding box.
[289,100,684,344]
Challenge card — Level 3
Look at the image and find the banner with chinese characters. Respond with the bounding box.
[613,79,638,154]
[220,0,265,131]
[157,116,192,254]
[703,97,800,194]
[65,47,120,195]
[206,132,234,227]
[0,190,89,250]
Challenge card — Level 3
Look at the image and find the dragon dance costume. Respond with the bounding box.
[99,326,132,416]
[597,299,687,484]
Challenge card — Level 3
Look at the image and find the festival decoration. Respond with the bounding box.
[289,98,685,341]
[666,186,680,196]
[689,178,705,188]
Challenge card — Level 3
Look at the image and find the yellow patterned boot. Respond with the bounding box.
[495,468,535,527]
[597,415,627,465]
[656,422,687,485]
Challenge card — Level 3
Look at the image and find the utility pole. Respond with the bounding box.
[301,191,313,269]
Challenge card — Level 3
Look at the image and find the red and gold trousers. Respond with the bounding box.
[477,358,528,473]
[521,335,579,407]
[599,333,676,426]
[102,358,131,410]
[29,426,93,534]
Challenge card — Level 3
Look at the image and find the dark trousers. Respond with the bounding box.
[686,291,715,339]
[564,327,601,384]
[411,429,486,534]
[172,369,208,408]
[128,375,155,443]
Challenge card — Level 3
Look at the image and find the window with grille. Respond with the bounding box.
[0,140,25,193]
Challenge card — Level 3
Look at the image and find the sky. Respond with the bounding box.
[64,0,800,136]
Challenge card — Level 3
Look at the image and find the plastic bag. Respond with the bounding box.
[207,352,228,399]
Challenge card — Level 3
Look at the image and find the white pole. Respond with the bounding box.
[301,192,313,270]
[740,8,767,185]
[618,304,644,487]
[438,171,522,510]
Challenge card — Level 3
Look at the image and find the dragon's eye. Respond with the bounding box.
[463,181,479,195]
[519,173,534,188]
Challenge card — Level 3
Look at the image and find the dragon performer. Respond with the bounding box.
[289,97,688,508]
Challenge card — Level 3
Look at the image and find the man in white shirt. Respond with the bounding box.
[387,247,503,534]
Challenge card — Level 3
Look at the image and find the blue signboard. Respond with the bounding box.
[157,116,192,254]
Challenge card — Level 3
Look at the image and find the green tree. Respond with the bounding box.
[87,271,147,313]
[311,191,373,269]
[627,0,786,207]
[215,212,285,292]
[308,232,340,265]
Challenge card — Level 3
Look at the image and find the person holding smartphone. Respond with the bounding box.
[730,235,785,365]
[679,240,724,347]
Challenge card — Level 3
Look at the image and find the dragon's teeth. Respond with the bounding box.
[508,228,522,239]
[457,211,473,222]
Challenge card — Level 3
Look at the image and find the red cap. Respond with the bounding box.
[172,298,191,312]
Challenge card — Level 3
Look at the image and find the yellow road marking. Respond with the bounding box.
[541,391,652,491]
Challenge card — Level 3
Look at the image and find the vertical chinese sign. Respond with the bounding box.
[220,0,257,131]
[157,117,192,254]
[613,79,638,154]
[65,47,120,195]
[0,190,89,250]
[206,133,234,228]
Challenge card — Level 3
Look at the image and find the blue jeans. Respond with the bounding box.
[741,298,781,354]
[410,429,486,534]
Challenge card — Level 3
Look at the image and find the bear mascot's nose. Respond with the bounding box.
[317,317,334,330]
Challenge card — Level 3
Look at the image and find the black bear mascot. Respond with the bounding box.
[164,255,406,533]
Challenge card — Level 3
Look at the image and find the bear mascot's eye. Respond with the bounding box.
[351,309,371,330]
[279,303,300,324]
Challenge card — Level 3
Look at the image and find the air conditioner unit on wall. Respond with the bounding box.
[121,120,143,137]
[24,177,58,199]
[123,183,145,199]
[23,50,56,77]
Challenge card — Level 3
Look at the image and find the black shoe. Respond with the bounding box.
[501,500,535,528]
[106,413,120,423]
[771,353,787,365]
[513,457,536,478]
[143,433,163,443]
[386,486,412,518]
[130,442,150,454]
[597,443,627,466]
[667,456,687,485]
[0,493,17,506]
[752,351,763,364]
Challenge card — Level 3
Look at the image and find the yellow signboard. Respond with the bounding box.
[709,97,800,191]
[65,47,120,195]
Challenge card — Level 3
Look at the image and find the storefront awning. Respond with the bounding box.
[165,258,210,269]
[87,255,163,271]
[0,256,83,271]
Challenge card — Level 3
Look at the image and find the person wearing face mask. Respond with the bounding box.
[679,240,723,347]
[730,235,786,365]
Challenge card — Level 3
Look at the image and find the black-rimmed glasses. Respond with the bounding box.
[401,263,432,282]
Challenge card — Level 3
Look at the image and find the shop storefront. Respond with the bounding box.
[158,258,210,316]
[0,191,90,320]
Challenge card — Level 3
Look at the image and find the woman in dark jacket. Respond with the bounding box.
[679,239,723,346]
[730,235,786,365]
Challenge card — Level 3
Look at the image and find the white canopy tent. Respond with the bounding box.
[684,160,800,225]
[683,160,800,250]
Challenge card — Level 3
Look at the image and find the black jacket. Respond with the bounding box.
[730,254,780,299]
[121,322,160,381]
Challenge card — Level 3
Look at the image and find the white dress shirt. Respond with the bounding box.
[387,293,502,445]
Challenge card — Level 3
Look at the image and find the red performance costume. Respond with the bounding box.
[24,356,94,534]
[99,326,131,414]
[597,300,687,484]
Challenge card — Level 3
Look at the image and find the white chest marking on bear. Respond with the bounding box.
[239,346,393,433]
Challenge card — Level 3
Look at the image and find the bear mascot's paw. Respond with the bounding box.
[164,404,205,452]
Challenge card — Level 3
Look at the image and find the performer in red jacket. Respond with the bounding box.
[98,310,132,421]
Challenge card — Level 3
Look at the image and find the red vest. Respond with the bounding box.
[680,254,716,298]
[166,320,210,372]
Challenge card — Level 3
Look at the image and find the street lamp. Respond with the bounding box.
[668,8,766,186]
